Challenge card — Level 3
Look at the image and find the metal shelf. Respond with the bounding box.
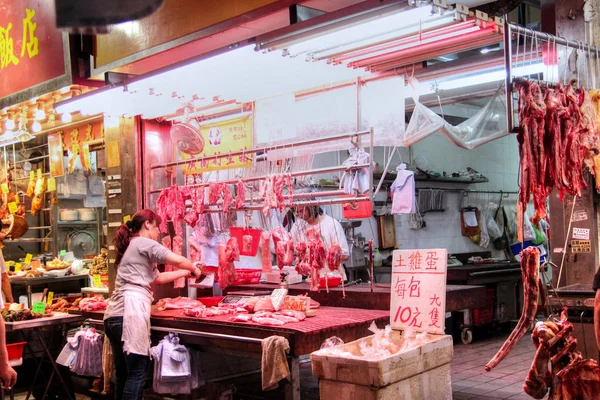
[3,238,53,243]
[57,221,103,226]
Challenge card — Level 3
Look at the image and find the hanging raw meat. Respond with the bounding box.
[222,185,233,213]
[326,243,342,272]
[275,241,286,270]
[284,240,294,266]
[294,242,311,276]
[156,185,190,236]
[209,183,223,205]
[485,246,540,371]
[184,187,205,227]
[261,231,271,273]
[26,173,35,198]
[218,237,239,289]
[236,180,246,209]
[515,79,599,239]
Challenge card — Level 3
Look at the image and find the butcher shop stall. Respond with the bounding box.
[1,0,599,398]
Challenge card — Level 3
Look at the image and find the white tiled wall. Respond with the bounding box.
[312,132,520,257]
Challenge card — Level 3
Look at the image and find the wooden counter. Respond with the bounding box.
[224,283,486,312]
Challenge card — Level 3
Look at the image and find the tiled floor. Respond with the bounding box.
[450,333,540,400]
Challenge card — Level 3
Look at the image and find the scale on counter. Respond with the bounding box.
[219,295,254,307]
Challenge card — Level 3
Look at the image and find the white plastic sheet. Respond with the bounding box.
[402,78,509,149]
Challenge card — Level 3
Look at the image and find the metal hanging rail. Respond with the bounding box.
[200,195,370,214]
[508,23,600,55]
[150,129,372,170]
[151,326,264,344]
[148,163,370,194]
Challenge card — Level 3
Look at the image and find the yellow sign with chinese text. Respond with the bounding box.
[181,115,253,175]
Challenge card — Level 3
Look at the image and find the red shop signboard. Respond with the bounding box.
[0,0,71,107]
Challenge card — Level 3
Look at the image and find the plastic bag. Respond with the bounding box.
[319,336,354,357]
[522,211,536,242]
[446,84,509,150]
[403,78,453,146]
[486,214,503,240]
[359,322,401,359]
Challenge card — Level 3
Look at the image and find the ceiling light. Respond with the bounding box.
[61,113,72,123]
[34,107,45,120]
[480,48,491,54]
[31,122,42,133]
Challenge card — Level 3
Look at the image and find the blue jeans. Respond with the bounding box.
[104,317,150,400]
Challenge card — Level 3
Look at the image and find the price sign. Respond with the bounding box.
[93,274,102,288]
[46,292,54,305]
[1,183,8,194]
[59,250,66,257]
[24,254,33,265]
[30,171,34,181]
[47,178,56,191]
[32,302,46,314]
[390,248,448,335]
[37,169,42,179]
[123,215,131,224]
[7,202,17,214]
[14,263,21,273]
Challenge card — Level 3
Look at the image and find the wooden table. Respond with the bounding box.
[225,282,486,312]
[77,307,388,400]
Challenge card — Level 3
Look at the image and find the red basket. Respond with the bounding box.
[6,342,25,360]
[198,296,224,307]
[229,227,262,257]
[319,276,341,288]
[231,269,261,285]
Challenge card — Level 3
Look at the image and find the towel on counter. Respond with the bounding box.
[262,336,290,391]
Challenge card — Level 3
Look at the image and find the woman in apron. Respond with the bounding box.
[103,210,201,400]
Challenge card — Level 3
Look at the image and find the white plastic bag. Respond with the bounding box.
[403,78,453,146]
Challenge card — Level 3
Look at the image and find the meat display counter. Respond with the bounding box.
[224,282,486,313]
[73,306,388,400]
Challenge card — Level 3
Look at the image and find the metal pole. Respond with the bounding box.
[151,325,264,343]
[504,17,514,133]
[509,23,600,55]
[148,163,370,194]
[150,130,371,170]
[200,195,370,214]
[369,127,374,202]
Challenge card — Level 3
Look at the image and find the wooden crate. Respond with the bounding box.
[311,333,453,388]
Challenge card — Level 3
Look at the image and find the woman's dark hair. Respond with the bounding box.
[305,206,323,220]
[114,209,162,267]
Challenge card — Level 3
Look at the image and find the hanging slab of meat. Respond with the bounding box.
[523,345,551,399]
[551,359,600,399]
[485,246,540,371]
[156,185,190,236]
[218,237,239,289]
[326,243,342,272]
[515,79,599,237]
[284,240,294,266]
[161,235,172,271]
[295,242,311,276]
[261,231,272,273]
[156,297,205,311]
[236,180,246,209]
[222,185,233,213]
[276,241,286,270]
[209,183,224,205]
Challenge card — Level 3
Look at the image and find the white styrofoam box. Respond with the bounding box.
[311,333,453,387]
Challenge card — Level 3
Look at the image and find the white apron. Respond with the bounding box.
[121,284,153,356]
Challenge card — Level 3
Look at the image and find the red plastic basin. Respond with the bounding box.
[6,342,25,360]
[320,276,341,288]
[198,297,224,307]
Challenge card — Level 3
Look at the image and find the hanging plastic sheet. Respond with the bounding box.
[402,78,510,149]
